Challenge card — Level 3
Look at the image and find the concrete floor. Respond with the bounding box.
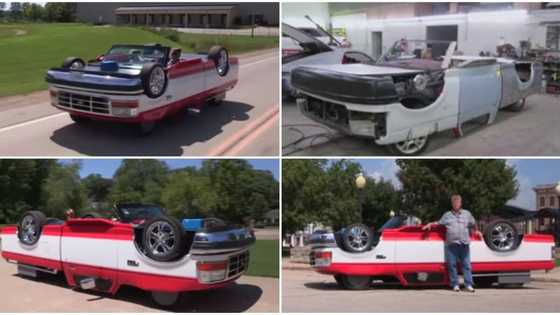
[282,93,560,156]
[282,268,560,312]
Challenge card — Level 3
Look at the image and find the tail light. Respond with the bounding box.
[197,260,228,283]
[314,251,332,267]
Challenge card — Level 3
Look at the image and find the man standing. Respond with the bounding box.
[423,194,483,292]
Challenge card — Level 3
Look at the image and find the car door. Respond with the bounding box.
[457,60,501,126]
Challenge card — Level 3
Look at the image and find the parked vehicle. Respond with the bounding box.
[292,39,542,155]
[46,43,238,135]
[0,205,255,306]
[282,23,373,98]
[309,215,555,290]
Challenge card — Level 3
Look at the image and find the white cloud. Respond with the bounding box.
[363,159,400,188]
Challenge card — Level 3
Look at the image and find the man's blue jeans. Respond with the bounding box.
[445,243,473,288]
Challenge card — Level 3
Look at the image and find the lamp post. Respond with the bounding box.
[355,173,366,221]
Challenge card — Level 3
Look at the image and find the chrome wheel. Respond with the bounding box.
[70,60,84,70]
[345,225,370,252]
[490,223,515,251]
[148,67,166,96]
[217,50,228,75]
[146,221,177,257]
[20,215,39,244]
[394,136,428,155]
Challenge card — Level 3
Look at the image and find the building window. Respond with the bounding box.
[546,25,560,50]
[550,196,556,208]
[540,196,546,207]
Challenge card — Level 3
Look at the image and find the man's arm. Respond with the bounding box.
[468,212,483,238]
[422,213,447,230]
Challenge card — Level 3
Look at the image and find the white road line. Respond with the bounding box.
[0,55,278,134]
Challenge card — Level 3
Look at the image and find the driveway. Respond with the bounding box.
[0,260,278,312]
[282,268,560,312]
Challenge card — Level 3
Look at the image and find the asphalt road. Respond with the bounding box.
[0,50,279,156]
[0,259,278,312]
[282,268,560,312]
[283,93,560,156]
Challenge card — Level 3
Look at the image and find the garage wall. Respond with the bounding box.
[282,2,330,28]
[332,8,560,58]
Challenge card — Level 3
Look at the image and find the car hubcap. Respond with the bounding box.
[21,216,38,244]
[70,61,84,70]
[149,67,166,95]
[490,223,515,250]
[395,136,427,154]
[346,226,369,251]
[217,50,228,75]
[147,221,176,257]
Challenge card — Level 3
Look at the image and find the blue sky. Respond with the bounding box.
[346,159,560,210]
[61,159,279,180]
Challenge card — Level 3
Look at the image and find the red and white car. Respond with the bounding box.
[46,43,238,135]
[310,215,555,289]
[0,206,254,306]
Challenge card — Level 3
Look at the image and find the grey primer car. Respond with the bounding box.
[282,23,374,99]
[292,39,542,155]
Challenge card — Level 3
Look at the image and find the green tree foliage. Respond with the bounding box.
[22,2,44,21]
[397,159,518,222]
[81,174,113,202]
[361,178,402,228]
[161,170,217,218]
[110,160,169,204]
[42,161,86,219]
[43,2,75,22]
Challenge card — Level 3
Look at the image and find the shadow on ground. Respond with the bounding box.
[50,101,254,156]
[14,273,263,312]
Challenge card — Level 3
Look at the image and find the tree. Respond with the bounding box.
[44,2,75,22]
[161,170,217,219]
[82,174,113,203]
[361,177,402,228]
[22,3,44,21]
[0,3,7,19]
[110,160,169,204]
[42,161,86,218]
[9,2,23,20]
[397,159,518,222]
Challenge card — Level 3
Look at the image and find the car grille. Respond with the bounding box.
[228,251,249,278]
[57,91,110,114]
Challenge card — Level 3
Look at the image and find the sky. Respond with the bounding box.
[60,159,279,180]
[350,159,560,210]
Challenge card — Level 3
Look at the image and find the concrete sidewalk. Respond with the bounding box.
[531,267,560,283]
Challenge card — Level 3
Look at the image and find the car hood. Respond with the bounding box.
[298,63,424,76]
[283,23,332,53]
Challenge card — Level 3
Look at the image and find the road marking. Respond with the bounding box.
[0,112,67,133]
[0,54,278,134]
[207,105,279,156]
[225,110,278,156]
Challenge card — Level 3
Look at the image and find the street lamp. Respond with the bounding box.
[355,173,366,221]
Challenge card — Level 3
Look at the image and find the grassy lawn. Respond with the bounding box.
[556,258,560,267]
[0,23,277,97]
[246,239,279,278]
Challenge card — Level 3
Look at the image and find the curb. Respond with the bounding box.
[531,277,560,283]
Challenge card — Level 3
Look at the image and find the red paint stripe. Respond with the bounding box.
[1,251,63,270]
[0,226,16,234]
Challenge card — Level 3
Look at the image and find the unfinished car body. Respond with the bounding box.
[46,43,238,135]
[309,216,555,290]
[0,206,254,306]
[292,39,542,155]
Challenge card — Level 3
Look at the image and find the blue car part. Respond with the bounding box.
[182,218,204,232]
[100,60,119,72]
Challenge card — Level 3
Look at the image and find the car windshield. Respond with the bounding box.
[378,216,405,231]
[379,39,453,62]
[117,204,164,222]
[103,45,168,65]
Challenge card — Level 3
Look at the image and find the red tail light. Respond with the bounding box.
[314,251,332,267]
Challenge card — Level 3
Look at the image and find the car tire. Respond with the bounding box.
[334,275,345,288]
[137,121,156,136]
[151,291,180,307]
[208,46,230,77]
[507,98,526,112]
[18,211,47,246]
[475,276,497,288]
[62,57,86,70]
[142,216,186,262]
[341,223,373,253]
[484,220,520,252]
[340,275,372,290]
[388,135,430,156]
[70,114,89,124]
[140,63,168,99]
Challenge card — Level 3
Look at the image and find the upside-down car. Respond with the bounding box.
[0,204,255,306]
[309,215,555,290]
[292,39,542,155]
[46,43,238,135]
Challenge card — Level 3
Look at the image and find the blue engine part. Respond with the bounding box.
[100,61,119,72]
[182,218,204,232]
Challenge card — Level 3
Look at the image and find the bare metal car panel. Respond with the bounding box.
[457,63,501,126]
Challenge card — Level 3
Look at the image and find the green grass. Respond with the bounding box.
[246,240,279,278]
[556,258,560,267]
[0,23,278,97]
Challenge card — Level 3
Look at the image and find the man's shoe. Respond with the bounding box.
[466,285,475,293]
[453,285,460,292]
